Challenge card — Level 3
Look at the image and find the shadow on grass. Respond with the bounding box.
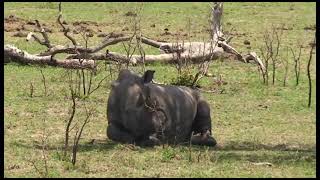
[11,139,316,165]
[12,138,119,152]
[176,141,316,164]
[213,140,316,153]
[13,138,316,153]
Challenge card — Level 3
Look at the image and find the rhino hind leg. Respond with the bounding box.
[191,100,217,146]
[191,133,217,146]
[192,100,212,134]
[107,123,135,144]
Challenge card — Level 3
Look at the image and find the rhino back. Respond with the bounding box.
[148,84,199,142]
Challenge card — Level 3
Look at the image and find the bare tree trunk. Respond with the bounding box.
[210,2,224,41]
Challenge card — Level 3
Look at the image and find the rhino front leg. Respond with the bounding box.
[107,123,135,144]
[136,133,161,147]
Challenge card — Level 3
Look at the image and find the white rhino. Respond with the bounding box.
[107,69,217,146]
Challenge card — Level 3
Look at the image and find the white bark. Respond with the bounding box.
[4,44,96,69]
[4,2,265,73]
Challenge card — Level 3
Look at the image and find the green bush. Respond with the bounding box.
[170,70,195,87]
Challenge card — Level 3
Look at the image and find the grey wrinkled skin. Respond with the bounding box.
[107,69,217,147]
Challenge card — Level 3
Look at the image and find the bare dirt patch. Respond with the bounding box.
[304,24,316,31]
[4,15,25,32]
[4,14,106,38]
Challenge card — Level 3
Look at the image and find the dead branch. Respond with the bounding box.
[39,36,131,56]
[243,52,266,72]
[4,45,96,69]
[35,20,52,48]
[218,41,243,61]
[4,2,265,72]
[57,2,78,47]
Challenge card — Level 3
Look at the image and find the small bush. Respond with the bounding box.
[161,146,176,162]
[170,70,195,87]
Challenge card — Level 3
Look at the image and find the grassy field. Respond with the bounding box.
[4,2,316,178]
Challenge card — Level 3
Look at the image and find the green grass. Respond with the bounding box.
[4,2,316,178]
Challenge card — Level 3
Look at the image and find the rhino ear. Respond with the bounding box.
[142,70,155,84]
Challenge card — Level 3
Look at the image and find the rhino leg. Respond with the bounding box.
[191,100,217,146]
[107,123,135,144]
[192,100,212,134]
[136,134,161,147]
[191,132,217,146]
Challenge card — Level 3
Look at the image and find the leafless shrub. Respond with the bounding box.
[71,103,93,166]
[307,33,316,108]
[64,71,94,166]
[120,3,144,70]
[259,45,269,85]
[290,44,302,86]
[64,79,77,158]
[30,82,34,98]
[259,24,284,85]
[28,118,51,177]
[39,69,47,96]
[282,46,289,87]
[271,24,283,85]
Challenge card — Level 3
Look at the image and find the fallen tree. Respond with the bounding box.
[4,2,265,73]
[4,44,96,69]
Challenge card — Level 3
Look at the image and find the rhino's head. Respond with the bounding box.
[111,69,155,106]
[109,69,156,132]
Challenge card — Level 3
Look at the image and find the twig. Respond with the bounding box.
[40,69,47,96]
[87,74,110,96]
